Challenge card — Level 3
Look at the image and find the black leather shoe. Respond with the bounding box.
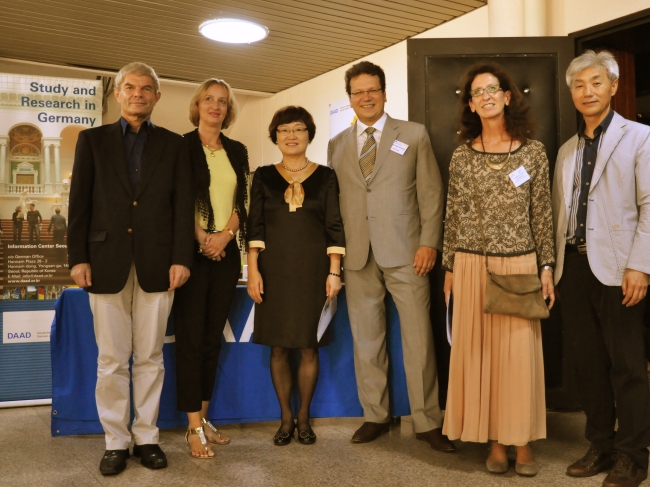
[273,422,295,446]
[603,453,648,487]
[566,445,614,477]
[351,422,390,443]
[99,449,129,476]
[133,444,167,469]
[298,426,317,445]
[415,428,456,452]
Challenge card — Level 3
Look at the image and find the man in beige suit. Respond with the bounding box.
[328,61,453,451]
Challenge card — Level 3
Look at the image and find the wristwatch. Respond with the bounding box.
[542,265,553,272]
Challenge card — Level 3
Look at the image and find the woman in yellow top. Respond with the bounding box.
[173,78,249,458]
[441,63,555,476]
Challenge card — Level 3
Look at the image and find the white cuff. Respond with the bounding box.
[327,246,346,256]
[248,240,265,250]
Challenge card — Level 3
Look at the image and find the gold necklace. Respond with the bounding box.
[203,142,222,157]
[281,158,309,172]
[480,135,513,171]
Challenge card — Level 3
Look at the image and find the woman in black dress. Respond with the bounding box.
[247,106,345,445]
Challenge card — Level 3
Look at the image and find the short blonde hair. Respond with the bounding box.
[115,62,160,93]
[189,79,239,129]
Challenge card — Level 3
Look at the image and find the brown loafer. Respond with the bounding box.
[351,422,390,443]
[415,427,456,452]
[566,445,614,477]
[603,453,648,487]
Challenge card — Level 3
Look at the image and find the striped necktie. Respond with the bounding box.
[359,127,377,182]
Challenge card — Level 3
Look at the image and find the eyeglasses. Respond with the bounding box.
[350,89,383,98]
[470,84,502,98]
[277,127,308,135]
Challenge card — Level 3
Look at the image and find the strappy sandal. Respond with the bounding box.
[201,417,231,445]
[185,426,214,459]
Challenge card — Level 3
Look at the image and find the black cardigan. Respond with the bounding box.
[184,129,250,246]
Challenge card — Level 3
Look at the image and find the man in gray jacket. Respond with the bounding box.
[328,61,452,451]
[552,50,650,487]
[48,208,66,244]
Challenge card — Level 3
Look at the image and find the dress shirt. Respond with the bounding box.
[566,109,614,244]
[356,112,388,157]
[120,117,152,191]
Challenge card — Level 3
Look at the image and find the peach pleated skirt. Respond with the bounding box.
[442,252,546,446]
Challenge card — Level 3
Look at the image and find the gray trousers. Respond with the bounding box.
[345,247,443,433]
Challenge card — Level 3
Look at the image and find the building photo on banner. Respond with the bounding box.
[0,73,102,405]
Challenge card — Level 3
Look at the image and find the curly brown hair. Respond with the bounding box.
[457,62,534,144]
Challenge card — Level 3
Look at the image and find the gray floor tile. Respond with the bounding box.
[0,406,643,487]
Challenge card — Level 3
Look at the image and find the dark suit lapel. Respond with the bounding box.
[136,124,165,198]
[590,116,625,194]
[366,115,398,185]
[106,121,133,198]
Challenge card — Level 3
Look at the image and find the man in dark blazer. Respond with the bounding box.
[68,62,194,476]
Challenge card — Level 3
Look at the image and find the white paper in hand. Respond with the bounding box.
[317,296,337,342]
[446,294,453,346]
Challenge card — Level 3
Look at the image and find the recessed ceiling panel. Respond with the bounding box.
[0,0,486,93]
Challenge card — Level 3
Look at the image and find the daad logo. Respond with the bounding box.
[7,332,31,339]
[222,306,255,343]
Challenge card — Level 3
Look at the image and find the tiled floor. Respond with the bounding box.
[0,406,634,487]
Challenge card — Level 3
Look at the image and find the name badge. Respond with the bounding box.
[390,140,408,155]
[509,166,530,187]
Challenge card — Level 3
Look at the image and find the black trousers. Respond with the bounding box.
[53,229,65,244]
[560,251,650,469]
[173,238,240,412]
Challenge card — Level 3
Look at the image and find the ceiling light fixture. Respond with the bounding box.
[199,18,268,44]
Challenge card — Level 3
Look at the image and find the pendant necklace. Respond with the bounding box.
[281,158,309,172]
[203,142,222,157]
[480,135,513,171]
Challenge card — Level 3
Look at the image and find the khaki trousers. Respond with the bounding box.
[89,264,174,450]
[345,247,443,433]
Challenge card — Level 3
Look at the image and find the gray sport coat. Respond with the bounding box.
[552,111,650,285]
[327,114,444,271]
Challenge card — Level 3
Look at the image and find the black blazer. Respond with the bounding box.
[68,120,194,294]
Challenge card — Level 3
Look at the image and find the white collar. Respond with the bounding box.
[357,113,388,137]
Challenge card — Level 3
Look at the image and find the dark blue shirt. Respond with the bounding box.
[120,117,152,191]
[569,109,615,245]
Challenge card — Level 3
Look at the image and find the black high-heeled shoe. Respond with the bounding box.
[298,425,316,445]
[273,421,295,446]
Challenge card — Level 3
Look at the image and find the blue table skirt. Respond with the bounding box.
[50,287,411,436]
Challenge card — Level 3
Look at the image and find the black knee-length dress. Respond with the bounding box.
[247,164,345,348]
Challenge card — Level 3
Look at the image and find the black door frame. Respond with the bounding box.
[573,7,650,52]
[407,36,577,156]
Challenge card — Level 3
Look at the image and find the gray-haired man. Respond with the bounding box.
[552,50,650,487]
[68,62,194,475]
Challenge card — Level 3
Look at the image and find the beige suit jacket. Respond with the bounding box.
[327,114,444,271]
[552,111,650,286]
